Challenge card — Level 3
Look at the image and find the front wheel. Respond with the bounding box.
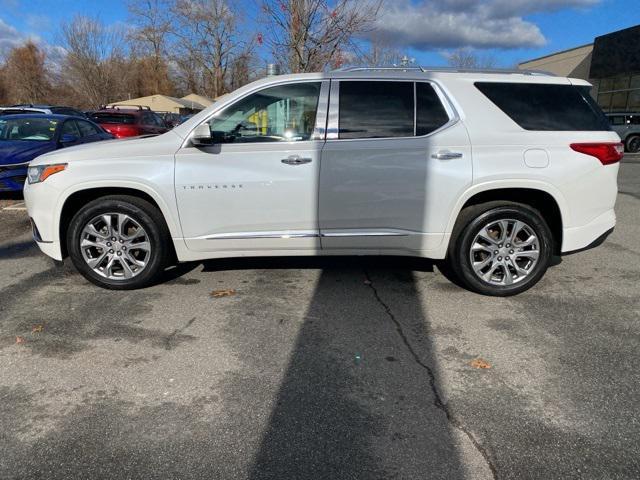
[448,202,553,296]
[67,195,170,290]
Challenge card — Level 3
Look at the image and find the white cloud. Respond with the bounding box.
[0,17,66,68]
[369,0,601,50]
[0,18,26,54]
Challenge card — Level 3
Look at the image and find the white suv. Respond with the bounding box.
[24,68,622,296]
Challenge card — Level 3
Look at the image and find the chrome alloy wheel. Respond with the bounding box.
[80,213,151,280]
[469,219,540,286]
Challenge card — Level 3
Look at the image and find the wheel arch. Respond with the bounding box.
[58,184,182,258]
[446,183,566,255]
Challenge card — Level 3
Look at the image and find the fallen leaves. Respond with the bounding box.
[470,358,492,369]
[15,336,25,344]
[32,324,44,333]
[210,289,236,298]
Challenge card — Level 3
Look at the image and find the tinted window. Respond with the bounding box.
[209,82,321,143]
[77,120,101,137]
[91,113,136,124]
[152,113,165,127]
[416,83,449,135]
[476,82,611,131]
[61,120,80,137]
[339,81,414,139]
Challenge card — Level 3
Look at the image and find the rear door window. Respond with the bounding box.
[416,83,450,136]
[61,120,81,137]
[339,81,414,139]
[475,82,611,131]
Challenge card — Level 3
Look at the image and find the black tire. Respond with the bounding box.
[626,135,640,153]
[448,201,553,296]
[67,195,171,290]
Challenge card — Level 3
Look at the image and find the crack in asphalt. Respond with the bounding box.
[363,270,498,480]
[164,317,197,350]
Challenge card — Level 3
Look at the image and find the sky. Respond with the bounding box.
[0,0,639,67]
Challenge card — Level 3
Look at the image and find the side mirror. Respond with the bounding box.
[60,134,79,146]
[191,124,214,147]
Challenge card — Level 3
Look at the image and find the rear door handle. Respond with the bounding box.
[431,150,463,160]
[282,155,312,165]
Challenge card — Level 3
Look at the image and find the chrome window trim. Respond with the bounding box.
[312,81,330,141]
[184,79,330,148]
[326,80,340,140]
[326,78,460,143]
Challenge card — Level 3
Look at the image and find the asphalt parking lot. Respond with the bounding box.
[1,158,639,480]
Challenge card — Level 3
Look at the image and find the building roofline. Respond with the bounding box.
[518,43,593,66]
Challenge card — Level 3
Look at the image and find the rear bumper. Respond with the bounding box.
[561,208,616,253]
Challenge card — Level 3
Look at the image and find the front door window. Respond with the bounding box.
[208,83,321,143]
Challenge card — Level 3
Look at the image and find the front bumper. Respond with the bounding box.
[0,165,28,192]
[24,181,64,261]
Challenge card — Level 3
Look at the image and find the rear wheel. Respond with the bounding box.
[448,202,552,296]
[626,135,640,153]
[67,195,170,289]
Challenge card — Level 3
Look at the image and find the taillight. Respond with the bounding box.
[102,124,141,138]
[570,142,624,165]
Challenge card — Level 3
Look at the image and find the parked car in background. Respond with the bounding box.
[160,112,182,128]
[606,112,640,152]
[90,106,169,138]
[0,104,87,117]
[24,68,621,295]
[0,114,113,192]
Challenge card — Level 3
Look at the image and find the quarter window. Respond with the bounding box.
[476,82,611,131]
[339,81,414,139]
[208,82,321,143]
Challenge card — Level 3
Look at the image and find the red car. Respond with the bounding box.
[90,106,169,138]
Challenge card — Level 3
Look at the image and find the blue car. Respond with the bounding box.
[0,114,113,192]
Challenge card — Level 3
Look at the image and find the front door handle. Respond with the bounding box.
[282,155,312,165]
[431,150,463,160]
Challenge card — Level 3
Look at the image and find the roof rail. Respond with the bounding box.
[104,104,152,111]
[336,66,424,72]
[334,66,556,76]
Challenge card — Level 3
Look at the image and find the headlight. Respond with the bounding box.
[27,164,67,184]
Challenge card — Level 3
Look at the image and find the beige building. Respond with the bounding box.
[519,44,594,79]
[110,94,214,115]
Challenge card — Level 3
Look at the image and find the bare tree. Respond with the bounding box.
[261,0,383,73]
[2,41,50,104]
[127,0,175,94]
[446,48,497,69]
[172,0,251,98]
[360,33,406,67]
[60,16,132,107]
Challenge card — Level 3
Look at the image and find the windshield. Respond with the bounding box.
[91,113,136,124]
[0,118,58,141]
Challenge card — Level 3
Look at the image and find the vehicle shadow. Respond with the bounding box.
[0,191,24,201]
[242,261,479,479]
